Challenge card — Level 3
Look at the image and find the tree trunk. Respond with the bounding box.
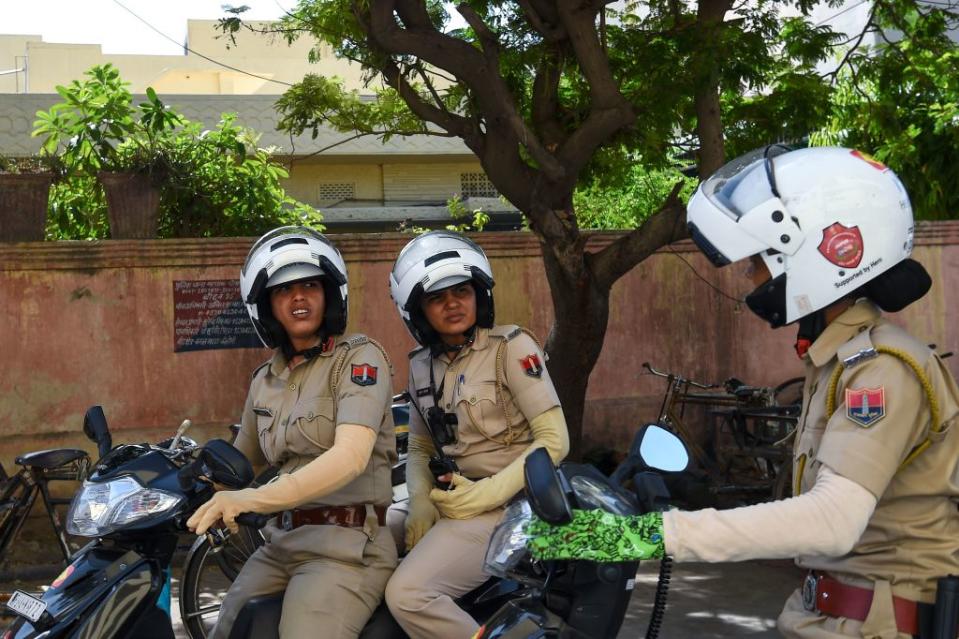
[539,236,610,460]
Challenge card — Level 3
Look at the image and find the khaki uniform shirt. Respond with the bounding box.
[234,334,396,509]
[793,300,959,601]
[407,325,560,478]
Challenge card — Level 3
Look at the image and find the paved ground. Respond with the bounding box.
[2,558,802,637]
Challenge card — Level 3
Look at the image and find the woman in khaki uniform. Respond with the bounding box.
[187,227,397,639]
[384,231,570,638]
[526,147,959,638]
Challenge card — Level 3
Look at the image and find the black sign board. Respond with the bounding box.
[173,280,264,352]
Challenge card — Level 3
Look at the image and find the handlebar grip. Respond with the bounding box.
[235,512,271,529]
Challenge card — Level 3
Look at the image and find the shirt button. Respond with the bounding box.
[289,383,297,391]
[308,411,314,419]
[470,396,477,404]
[445,403,451,409]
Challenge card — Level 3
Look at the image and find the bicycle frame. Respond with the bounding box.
[0,459,88,566]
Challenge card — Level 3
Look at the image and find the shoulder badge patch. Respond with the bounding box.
[845,387,885,427]
[351,363,378,386]
[520,353,544,378]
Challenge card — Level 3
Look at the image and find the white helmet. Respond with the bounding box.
[389,231,495,346]
[687,146,925,327]
[240,226,348,348]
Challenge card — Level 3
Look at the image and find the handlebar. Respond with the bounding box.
[642,362,719,390]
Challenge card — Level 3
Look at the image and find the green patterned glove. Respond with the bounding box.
[525,509,665,562]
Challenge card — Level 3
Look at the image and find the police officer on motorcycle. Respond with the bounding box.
[187,226,398,639]
[526,147,959,639]
[384,231,570,639]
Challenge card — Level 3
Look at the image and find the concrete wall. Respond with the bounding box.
[0,20,360,95]
[1,223,957,468]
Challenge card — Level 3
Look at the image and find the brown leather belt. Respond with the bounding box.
[280,505,387,531]
[802,571,924,636]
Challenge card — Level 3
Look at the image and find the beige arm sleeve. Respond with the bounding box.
[662,466,876,562]
[237,424,376,512]
[480,405,570,499]
[430,407,570,518]
[406,434,437,499]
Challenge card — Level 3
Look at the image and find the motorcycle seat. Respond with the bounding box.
[228,595,403,639]
[15,448,88,470]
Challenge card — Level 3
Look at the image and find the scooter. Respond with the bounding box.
[474,423,688,638]
[225,424,687,639]
[2,406,257,639]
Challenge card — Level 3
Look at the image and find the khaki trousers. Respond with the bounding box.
[384,508,504,639]
[777,588,914,639]
[211,518,397,639]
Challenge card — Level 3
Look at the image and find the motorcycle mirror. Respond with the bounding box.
[632,423,689,472]
[83,406,113,459]
[523,448,573,525]
[199,439,255,489]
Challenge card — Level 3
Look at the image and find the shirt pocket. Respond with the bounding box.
[456,382,509,441]
[285,397,336,456]
[254,406,278,449]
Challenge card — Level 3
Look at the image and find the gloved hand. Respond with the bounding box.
[187,488,263,535]
[430,473,517,520]
[525,509,666,562]
[405,496,440,551]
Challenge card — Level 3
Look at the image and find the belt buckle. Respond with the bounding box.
[802,573,819,612]
[280,510,293,531]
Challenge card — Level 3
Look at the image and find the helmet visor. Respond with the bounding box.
[688,145,797,266]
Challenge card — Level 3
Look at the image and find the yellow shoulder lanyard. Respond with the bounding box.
[796,346,941,495]
[827,345,941,469]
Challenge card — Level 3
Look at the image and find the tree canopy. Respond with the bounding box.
[221,0,958,454]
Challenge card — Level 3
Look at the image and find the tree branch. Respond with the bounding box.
[590,182,689,290]
[456,3,500,62]
[516,0,567,41]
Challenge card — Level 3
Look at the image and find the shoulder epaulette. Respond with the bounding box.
[251,359,271,379]
[836,328,878,370]
[489,324,522,341]
[408,345,427,359]
[335,333,370,349]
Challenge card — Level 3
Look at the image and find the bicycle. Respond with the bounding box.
[642,362,802,506]
[0,447,91,569]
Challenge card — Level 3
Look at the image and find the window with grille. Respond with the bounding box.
[460,172,498,198]
[318,183,355,202]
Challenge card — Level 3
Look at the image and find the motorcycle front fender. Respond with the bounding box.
[4,545,170,639]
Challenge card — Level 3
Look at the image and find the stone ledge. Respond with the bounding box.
[1,220,955,271]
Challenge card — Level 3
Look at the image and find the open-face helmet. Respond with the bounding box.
[389,231,495,346]
[687,146,925,328]
[240,226,348,348]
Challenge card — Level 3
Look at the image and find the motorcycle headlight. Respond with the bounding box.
[570,475,636,515]
[66,475,184,537]
[483,499,532,578]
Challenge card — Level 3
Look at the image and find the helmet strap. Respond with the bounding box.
[429,325,477,357]
[794,311,827,359]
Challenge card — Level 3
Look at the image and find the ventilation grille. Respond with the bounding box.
[318,183,355,202]
[460,172,498,198]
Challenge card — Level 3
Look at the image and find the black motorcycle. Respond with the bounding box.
[474,423,688,638]
[2,406,257,639]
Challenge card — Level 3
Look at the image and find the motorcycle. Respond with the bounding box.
[475,423,688,638]
[223,423,688,639]
[2,406,257,639]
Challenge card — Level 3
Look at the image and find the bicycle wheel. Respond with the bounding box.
[179,526,262,639]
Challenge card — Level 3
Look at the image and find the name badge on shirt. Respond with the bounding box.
[252,406,273,417]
